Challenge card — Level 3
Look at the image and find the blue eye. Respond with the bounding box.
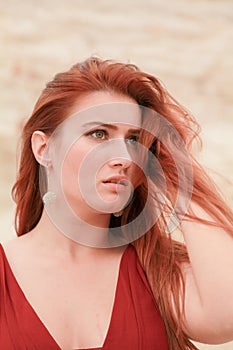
[126,135,139,145]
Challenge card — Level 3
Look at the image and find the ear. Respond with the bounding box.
[31,131,50,167]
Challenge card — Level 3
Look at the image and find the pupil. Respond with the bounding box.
[96,131,103,138]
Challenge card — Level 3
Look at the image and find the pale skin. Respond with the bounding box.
[2,91,233,349]
[181,204,233,344]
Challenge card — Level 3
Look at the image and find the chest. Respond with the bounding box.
[2,245,169,350]
[7,255,121,349]
[37,275,117,348]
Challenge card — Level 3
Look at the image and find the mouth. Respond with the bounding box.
[103,179,128,186]
[102,177,130,192]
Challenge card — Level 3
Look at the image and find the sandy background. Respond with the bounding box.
[0,0,232,348]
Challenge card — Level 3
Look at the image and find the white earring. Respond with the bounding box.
[42,191,56,205]
[113,210,123,217]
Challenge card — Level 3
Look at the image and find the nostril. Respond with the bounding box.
[109,158,132,169]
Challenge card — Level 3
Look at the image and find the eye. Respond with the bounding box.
[126,135,139,145]
[89,129,107,140]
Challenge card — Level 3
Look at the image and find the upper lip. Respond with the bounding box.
[103,175,129,186]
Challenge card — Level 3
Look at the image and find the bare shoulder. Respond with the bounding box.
[2,235,32,256]
[1,235,35,274]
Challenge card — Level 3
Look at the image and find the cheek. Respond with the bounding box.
[61,144,89,193]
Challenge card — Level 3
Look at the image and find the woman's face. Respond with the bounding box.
[49,91,143,226]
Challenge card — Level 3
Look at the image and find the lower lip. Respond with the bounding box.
[103,182,128,193]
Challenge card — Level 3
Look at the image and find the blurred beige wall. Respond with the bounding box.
[0,1,232,348]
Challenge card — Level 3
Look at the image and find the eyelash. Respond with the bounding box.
[86,129,139,144]
[88,129,108,140]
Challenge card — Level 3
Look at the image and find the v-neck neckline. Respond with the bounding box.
[0,243,130,350]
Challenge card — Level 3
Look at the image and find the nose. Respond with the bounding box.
[107,139,133,169]
[108,156,132,169]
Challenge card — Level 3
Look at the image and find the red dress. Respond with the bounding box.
[0,244,169,350]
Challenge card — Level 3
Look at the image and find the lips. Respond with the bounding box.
[103,176,129,186]
[102,176,131,193]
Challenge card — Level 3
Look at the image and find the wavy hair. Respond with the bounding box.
[12,56,233,349]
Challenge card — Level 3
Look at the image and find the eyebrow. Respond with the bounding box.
[81,121,141,133]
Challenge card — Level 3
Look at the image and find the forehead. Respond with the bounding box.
[68,91,142,128]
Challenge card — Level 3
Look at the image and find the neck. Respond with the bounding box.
[29,209,114,257]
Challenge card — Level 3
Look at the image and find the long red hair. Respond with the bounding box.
[12,57,233,349]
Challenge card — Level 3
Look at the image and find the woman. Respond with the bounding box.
[1,56,233,350]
